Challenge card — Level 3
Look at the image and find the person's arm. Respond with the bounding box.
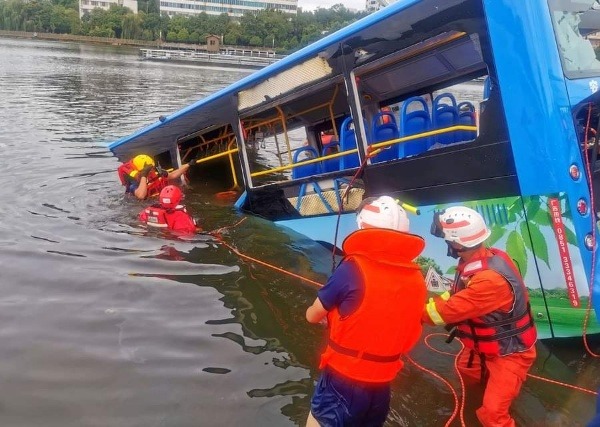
[167,163,190,181]
[132,164,154,199]
[305,260,362,325]
[306,297,328,324]
[425,270,515,326]
[133,176,149,199]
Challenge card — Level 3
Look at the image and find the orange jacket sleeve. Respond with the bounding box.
[429,270,514,325]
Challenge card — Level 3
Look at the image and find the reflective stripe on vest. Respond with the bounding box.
[142,205,169,228]
[454,248,537,356]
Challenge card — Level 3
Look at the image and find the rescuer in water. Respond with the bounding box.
[423,206,537,427]
[305,195,427,427]
[117,154,199,200]
[138,185,200,235]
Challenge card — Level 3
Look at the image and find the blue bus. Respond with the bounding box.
[109,0,600,340]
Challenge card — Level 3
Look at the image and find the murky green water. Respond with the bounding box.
[1,36,599,426]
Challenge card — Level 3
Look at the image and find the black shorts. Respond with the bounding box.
[310,368,391,427]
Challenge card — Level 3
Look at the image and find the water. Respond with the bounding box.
[1,36,599,427]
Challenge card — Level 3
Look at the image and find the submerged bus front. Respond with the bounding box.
[484,0,600,339]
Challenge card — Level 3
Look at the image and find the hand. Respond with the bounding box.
[156,166,168,178]
[188,157,200,167]
[140,163,153,178]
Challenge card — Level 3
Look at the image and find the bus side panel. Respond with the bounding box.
[520,194,600,339]
[484,0,596,326]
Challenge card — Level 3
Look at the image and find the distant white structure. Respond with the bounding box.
[79,0,138,17]
[160,0,298,18]
[425,267,453,293]
[366,0,396,13]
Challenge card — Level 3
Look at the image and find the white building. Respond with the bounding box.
[366,0,396,13]
[160,0,298,18]
[79,0,138,17]
[424,267,453,293]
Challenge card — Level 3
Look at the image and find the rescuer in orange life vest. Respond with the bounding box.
[138,185,200,235]
[117,154,199,200]
[305,196,427,427]
[424,206,538,427]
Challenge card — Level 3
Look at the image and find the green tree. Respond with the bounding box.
[248,35,262,47]
[50,5,78,33]
[51,0,78,12]
[177,27,189,43]
[415,256,443,278]
[121,12,142,39]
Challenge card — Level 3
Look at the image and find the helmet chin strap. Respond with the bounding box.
[446,241,472,259]
[446,242,460,259]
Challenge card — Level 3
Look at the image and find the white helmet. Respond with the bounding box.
[433,206,490,248]
[356,196,409,232]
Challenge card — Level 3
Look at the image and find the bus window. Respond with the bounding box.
[549,0,600,77]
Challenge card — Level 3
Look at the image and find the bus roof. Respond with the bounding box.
[108,0,481,161]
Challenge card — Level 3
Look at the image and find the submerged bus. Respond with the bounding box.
[109,0,600,340]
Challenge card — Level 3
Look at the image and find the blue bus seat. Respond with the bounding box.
[321,142,340,173]
[399,96,432,157]
[457,101,477,141]
[432,93,459,145]
[339,116,362,169]
[292,146,321,179]
[370,111,399,163]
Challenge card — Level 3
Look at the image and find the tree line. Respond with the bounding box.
[0,0,367,52]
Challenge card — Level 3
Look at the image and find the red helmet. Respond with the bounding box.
[159,185,182,209]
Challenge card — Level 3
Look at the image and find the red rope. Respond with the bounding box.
[527,372,598,396]
[406,354,461,427]
[418,333,600,424]
[582,103,600,358]
[207,196,599,417]
[331,146,381,271]
[421,333,467,426]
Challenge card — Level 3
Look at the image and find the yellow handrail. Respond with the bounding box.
[195,147,239,165]
[369,125,477,151]
[227,141,239,189]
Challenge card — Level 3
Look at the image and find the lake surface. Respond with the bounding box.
[1,36,599,427]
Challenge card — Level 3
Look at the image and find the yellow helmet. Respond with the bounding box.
[132,154,154,171]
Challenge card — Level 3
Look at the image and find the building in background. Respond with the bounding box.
[79,0,297,18]
[366,0,396,13]
[160,0,298,18]
[79,0,138,17]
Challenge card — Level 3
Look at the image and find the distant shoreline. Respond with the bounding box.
[0,30,157,48]
[0,30,258,52]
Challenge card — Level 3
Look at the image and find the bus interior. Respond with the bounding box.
[171,0,517,219]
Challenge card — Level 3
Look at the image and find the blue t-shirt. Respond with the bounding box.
[317,259,364,318]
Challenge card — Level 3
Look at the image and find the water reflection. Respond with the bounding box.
[1,37,600,426]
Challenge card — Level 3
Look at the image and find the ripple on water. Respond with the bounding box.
[0,37,598,427]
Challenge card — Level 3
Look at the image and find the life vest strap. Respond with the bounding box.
[458,321,534,342]
[468,306,531,328]
[328,339,401,363]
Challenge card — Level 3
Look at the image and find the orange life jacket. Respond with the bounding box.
[453,248,537,356]
[117,160,167,197]
[320,228,426,383]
